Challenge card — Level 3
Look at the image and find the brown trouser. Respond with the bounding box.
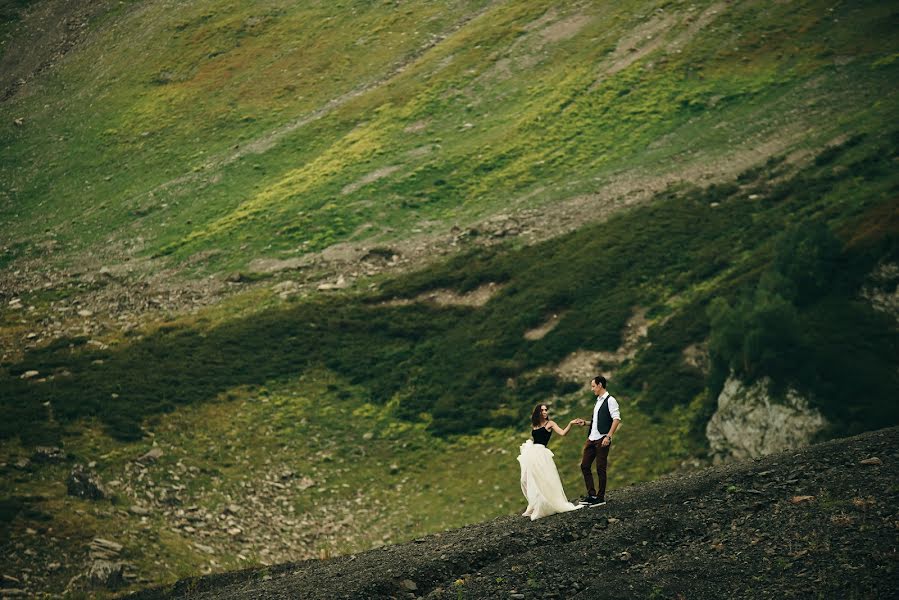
[580,438,611,499]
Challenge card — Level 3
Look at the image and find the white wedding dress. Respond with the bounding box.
[517,429,582,520]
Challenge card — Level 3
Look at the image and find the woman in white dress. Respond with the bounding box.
[518,403,584,520]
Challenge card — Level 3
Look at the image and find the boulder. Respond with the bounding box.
[88,560,126,590]
[66,466,108,500]
[706,375,828,463]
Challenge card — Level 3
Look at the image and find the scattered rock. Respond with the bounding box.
[859,457,882,466]
[88,560,126,590]
[317,275,349,291]
[193,543,215,555]
[136,447,164,464]
[789,495,815,504]
[66,465,107,500]
[20,370,39,379]
[31,446,66,463]
[401,579,417,591]
[89,538,124,562]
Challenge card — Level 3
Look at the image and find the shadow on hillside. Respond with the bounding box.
[3,137,898,445]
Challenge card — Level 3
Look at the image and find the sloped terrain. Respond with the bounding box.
[1,0,898,597]
[124,426,899,599]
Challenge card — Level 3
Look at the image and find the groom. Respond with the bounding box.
[578,375,621,506]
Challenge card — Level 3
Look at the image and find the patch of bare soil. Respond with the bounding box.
[522,312,564,340]
[553,307,650,382]
[594,2,726,87]
[124,426,899,600]
[341,165,402,195]
[382,282,503,308]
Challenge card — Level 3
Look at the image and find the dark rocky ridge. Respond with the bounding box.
[124,427,898,599]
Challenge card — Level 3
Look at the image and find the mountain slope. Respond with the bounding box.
[125,426,899,599]
[2,0,897,272]
[1,0,897,597]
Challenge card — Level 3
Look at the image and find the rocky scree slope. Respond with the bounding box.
[125,427,899,599]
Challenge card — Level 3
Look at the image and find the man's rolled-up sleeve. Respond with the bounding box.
[609,396,621,421]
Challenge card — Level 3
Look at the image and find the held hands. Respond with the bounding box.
[570,418,586,427]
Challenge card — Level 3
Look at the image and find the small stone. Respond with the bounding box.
[20,370,39,379]
[619,551,632,561]
[129,505,150,516]
[401,579,417,591]
[136,447,164,463]
[77,309,94,317]
[790,495,815,504]
[859,457,882,466]
[91,538,123,553]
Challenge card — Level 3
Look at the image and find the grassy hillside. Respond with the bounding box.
[2,0,897,270]
[3,135,897,444]
[1,0,898,597]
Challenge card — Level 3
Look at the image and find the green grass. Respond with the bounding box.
[0,365,708,596]
[2,0,898,273]
[2,1,898,595]
[3,134,897,446]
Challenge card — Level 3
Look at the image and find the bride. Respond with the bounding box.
[518,403,584,520]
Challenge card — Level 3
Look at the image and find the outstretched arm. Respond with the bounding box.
[548,419,583,436]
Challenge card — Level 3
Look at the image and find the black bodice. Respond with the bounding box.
[532,426,552,446]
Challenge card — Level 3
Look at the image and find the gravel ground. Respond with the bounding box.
[123,427,898,600]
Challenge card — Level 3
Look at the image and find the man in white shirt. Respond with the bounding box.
[578,375,621,506]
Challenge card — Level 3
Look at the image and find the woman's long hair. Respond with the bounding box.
[531,403,547,428]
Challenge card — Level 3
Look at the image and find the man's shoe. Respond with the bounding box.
[579,495,600,505]
[590,498,607,508]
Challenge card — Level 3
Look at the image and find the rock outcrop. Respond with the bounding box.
[65,465,108,500]
[706,375,828,463]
